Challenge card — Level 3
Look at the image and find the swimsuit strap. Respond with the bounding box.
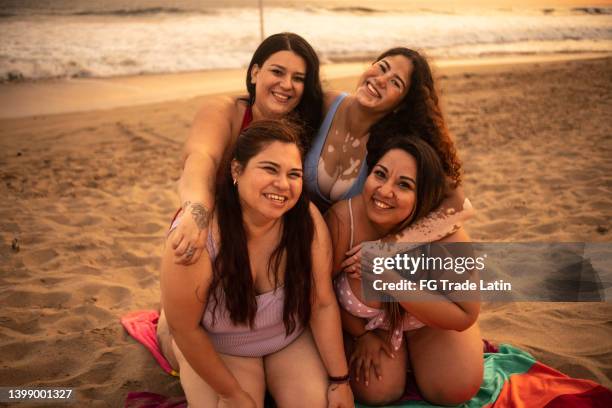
[241,104,253,131]
[348,198,355,249]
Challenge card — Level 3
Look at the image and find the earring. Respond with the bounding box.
[233,178,237,186]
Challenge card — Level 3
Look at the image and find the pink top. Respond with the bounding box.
[333,198,424,351]
[202,288,302,357]
[168,218,303,357]
[334,272,424,351]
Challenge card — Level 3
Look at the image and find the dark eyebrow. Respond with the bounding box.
[258,160,280,168]
[270,64,305,77]
[399,175,416,185]
[393,74,407,89]
[376,164,388,172]
[259,160,303,173]
[381,59,406,89]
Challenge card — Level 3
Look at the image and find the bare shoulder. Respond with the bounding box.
[192,95,246,128]
[323,90,344,112]
[324,200,353,274]
[309,202,331,245]
[185,96,248,157]
[325,200,350,230]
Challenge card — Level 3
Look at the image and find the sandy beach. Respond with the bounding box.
[1,55,611,406]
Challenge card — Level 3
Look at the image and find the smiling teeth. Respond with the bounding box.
[373,199,391,209]
[265,193,287,203]
[272,92,289,101]
[366,82,380,98]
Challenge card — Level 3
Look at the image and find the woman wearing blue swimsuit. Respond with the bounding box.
[305,47,471,275]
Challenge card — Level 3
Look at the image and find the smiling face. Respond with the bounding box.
[232,141,303,222]
[363,148,418,231]
[355,54,413,114]
[250,50,306,119]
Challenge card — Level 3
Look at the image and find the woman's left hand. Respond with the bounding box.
[349,331,395,387]
[327,382,354,408]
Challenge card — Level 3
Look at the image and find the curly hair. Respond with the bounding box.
[367,48,462,187]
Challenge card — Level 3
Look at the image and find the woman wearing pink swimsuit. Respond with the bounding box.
[159,120,353,407]
[326,135,483,406]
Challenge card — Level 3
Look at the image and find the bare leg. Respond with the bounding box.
[264,329,328,408]
[170,337,266,407]
[345,330,408,406]
[157,309,179,370]
[407,323,483,406]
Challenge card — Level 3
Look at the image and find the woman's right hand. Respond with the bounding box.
[218,389,257,408]
[170,202,210,265]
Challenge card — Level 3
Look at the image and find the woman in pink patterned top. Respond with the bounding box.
[159,120,353,407]
[326,135,483,406]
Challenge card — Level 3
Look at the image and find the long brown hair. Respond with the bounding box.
[210,120,314,336]
[365,134,446,341]
[367,48,462,187]
[245,32,323,149]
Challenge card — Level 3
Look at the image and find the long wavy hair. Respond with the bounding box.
[209,119,314,336]
[367,48,462,187]
[245,32,323,149]
[365,134,446,342]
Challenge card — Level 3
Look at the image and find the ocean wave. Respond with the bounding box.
[571,7,612,15]
[72,7,205,17]
[1,8,610,81]
[328,7,383,14]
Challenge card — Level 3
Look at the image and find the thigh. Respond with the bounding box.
[156,309,179,370]
[172,340,266,408]
[407,323,484,406]
[264,329,328,408]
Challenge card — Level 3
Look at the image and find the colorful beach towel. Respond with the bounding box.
[122,310,612,407]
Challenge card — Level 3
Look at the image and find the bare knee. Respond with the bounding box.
[418,374,481,406]
[351,377,405,406]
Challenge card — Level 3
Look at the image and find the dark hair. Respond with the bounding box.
[210,119,314,336]
[366,134,447,233]
[366,134,447,340]
[245,32,323,149]
[367,48,462,187]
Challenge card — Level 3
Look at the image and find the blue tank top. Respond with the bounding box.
[304,93,368,213]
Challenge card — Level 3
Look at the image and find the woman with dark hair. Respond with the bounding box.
[325,135,483,406]
[159,120,353,407]
[171,32,323,265]
[304,47,472,274]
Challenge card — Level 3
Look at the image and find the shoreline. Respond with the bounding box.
[0,52,610,120]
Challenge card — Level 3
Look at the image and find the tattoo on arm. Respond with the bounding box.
[189,203,211,231]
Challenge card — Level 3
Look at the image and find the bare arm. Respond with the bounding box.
[340,187,474,275]
[385,186,474,244]
[396,228,480,331]
[170,97,242,264]
[308,204,354,407]
[324,201,352,275]
[310,204,350,376]
[160,242,252,404]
